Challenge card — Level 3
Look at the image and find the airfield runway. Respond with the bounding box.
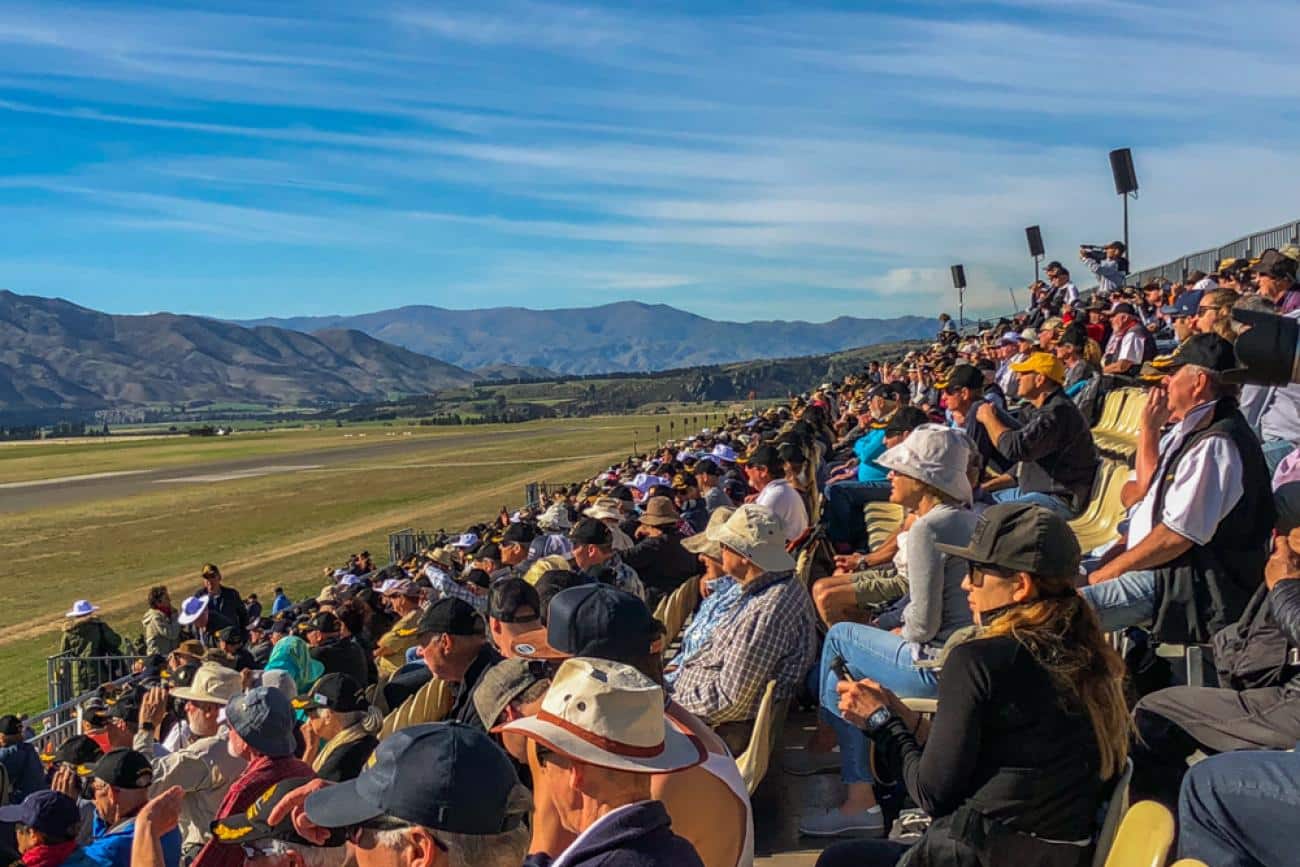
[0,426,592,514]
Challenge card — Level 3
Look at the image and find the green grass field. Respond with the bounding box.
[0,413,700,714]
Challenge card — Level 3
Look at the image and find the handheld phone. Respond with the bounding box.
[830,655,851,682]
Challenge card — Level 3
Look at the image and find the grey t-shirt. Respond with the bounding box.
[900,503,979,648]
[703,485,734,513]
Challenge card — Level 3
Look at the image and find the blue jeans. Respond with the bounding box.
[1079,569,1156,632]
[824,480,893,548]
[819,622,939,784]
[1262,437,1295,478]
[990,486,1076,519]
[1179,749,1300,867]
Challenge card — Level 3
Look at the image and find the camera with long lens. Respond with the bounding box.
[1080,245,1108,262]
[1227,308,1300,385]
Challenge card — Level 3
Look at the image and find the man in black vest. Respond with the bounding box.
[1082,334,1276,641]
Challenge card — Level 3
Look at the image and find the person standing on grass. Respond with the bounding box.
[195,565,248,633]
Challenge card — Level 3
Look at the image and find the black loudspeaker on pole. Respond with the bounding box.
[1109,148,1138,257]
[1026,225,1044,282]
[951,265,966,327]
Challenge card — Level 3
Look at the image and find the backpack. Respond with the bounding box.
[1213,583,1298,691]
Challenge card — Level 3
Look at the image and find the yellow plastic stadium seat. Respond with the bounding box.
[1090,759,1133,867]
[1101,801,1175,867]
[654,575,701,647]
[1092,389,1129,439]
[1169,861,1209,867]
[736,680,789,795]
[1071,460,1118,529]
[1096,389,1147,457]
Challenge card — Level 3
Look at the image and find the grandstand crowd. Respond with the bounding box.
[3,241,1299,867]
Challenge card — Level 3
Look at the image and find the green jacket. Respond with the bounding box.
[58,616,123,695]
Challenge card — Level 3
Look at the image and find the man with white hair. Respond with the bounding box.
[133,664,247,860]
[669,505,817,752]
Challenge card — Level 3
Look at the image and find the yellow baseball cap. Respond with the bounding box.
[1010,351,1066,385]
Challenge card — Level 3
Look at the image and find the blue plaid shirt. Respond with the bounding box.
[666,576,743,684]
[424,565,487,613]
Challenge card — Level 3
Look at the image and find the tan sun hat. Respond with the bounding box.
[681,506,735,561]
[707,504,795,572]
[169,662,242,706]
[496,657,705,774]
[638,496,679,527]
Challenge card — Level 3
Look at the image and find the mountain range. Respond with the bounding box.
[237,302,937,376]
[0,290,475,412]
[0,291,938,415]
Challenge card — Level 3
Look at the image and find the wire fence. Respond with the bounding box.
[1129,218,1300,287]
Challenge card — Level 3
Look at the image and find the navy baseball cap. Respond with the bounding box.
[0,791,80,838]
[546,584,656,662]
[1161,289,1203,319]
[304,722,526,834]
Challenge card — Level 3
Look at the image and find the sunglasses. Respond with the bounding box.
[967,564,1014,588]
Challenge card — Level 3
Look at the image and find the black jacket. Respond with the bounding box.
[622,534,700,606]
[315,733,378,783]
[523,801,704,867]
[995,387,1099,511]
[196,586,248,632]
[310,636,371,686]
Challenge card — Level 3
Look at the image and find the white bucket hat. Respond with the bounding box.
[496,657,705,774]
[65,600,98,618]
[177,595,210,626]
[538,503,573,531]
[583,497,624,522]
[706,504,796,573]
[875,424,973,504]
[170,662,242,705]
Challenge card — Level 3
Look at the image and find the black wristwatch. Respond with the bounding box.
[140,722,155,733]
[864,707,894,733]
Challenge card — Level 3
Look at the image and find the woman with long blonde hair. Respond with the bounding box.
[818,502,1129,867]
[1194,287,1241,342]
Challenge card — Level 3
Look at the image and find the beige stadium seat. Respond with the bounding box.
[1168,861,1209,867]
[1091,388,1130,441]
[864,502,906,551]
[1096,389,1146,458]
[1101,800,1175,867]
[736,680,789,795]
[900,697,938,715]
[654,575,701,647]
[1070,459,1129,552]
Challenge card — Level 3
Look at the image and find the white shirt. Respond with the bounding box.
[755,479,808,541]
[1127,401,1244,548]
[1105,328,1145,365]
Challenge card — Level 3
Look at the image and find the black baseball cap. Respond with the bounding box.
[44,735,102,771]
[501,523,536,545]
[1144,332,1237,377]
[1058,321,1089,350]
[1250,248,1297,280]
[211,777,344,847]
[489,578,540,624]
[292,673,369,713]
[217,626,246,645]
[747,444,781,471]
[464,567,492,590]
[935,502,1080,577]
[1110,301,1138,317]
[569,518,612,546]
[307,612,340,634]
[694,458,720,477]
[941,364,983,393]
[0,791,80,839]
[546,584,656,662]
[416,598,484,637]
[92,748,155,790]
[0,714,22,737]
[476,543,502,563]
[108,692,141,725]
[304,722,526,834]
[884,406,929,436]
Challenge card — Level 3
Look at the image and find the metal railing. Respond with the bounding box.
[387,530,447,564]
[1129,218,1300,287]
[525,481,583,511]
[46,653,146,712]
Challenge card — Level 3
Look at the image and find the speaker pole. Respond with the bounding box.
[1008,287,1019,313]
[1123,194,1129,262]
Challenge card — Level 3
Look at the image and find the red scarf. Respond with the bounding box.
[191,754,314,867]
[23,840,79,867]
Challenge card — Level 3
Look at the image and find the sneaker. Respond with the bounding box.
[798,806,885,838]
[783,747,842,776]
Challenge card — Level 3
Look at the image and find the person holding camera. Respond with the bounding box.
[1080,241,1128,295]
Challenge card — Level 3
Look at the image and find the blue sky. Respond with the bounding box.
[3,0,1300,323]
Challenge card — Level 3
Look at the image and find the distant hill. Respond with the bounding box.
[237,302,938,375]
[473,362,559,382]
[0,291,476,413]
